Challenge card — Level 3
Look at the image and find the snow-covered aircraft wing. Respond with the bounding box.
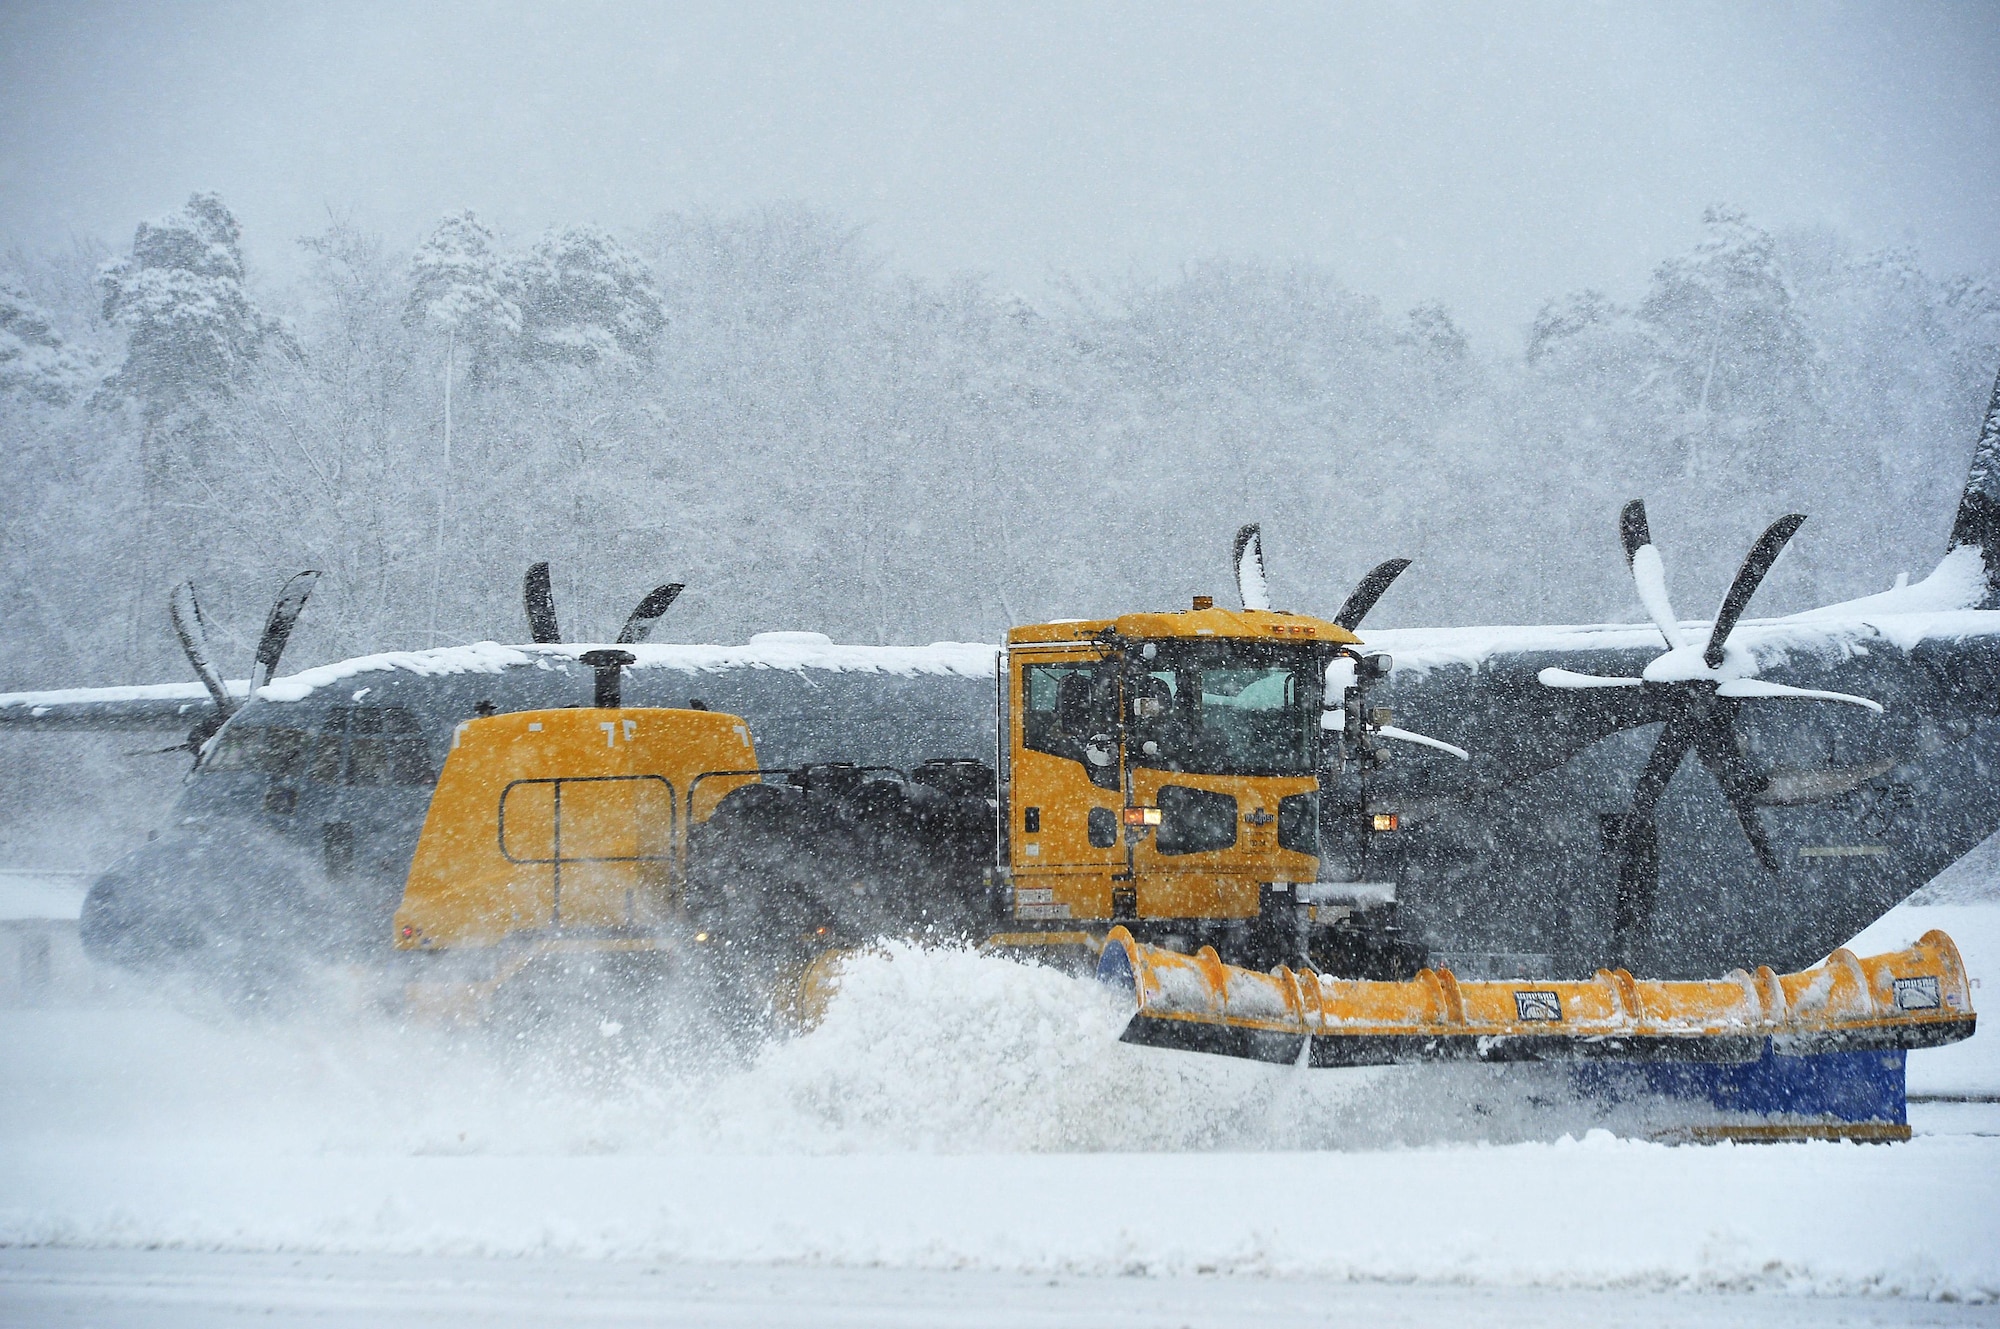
[0,680,245,732]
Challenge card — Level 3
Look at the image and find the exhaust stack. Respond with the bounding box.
[579,649,636,708]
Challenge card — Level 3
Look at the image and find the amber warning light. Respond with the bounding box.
[1124,806,1163,826]
[1371,813,1400,832]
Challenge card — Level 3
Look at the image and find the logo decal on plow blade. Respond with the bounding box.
[1894,976,1941,1010]
[1513,990,1563,1022]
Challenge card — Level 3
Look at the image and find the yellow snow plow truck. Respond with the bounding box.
[393,603,1416,1001]
[386,614,1973,1140]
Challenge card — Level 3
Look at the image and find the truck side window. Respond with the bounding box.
[1022,663,1106,764]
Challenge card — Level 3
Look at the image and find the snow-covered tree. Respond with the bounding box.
[0,277,94,404]
[95,192,290,424]
[404,211,520,378]
[1526,289,1624,367]
[512,226,664,366]
[1637,206,1817,434]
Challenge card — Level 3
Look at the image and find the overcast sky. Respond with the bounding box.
[2,1,1995,348]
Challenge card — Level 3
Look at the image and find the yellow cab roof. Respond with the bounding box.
[1007,605,1361,646]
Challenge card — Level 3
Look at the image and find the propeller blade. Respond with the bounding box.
[125,742,195,757]
[1618,500,1688,652]
[1334,558,1413,631]
[1703,513,1807,668]
[168,582,232,715]
[1611,814,1658,964]
[249,571,320,695]
[1233,524,1271,612]
[1617,497,1652,563]
[524,562,561,644]
[1612,694,1701,959]
[1374,725,1469,761]
[1715,677,1883,713]
[1688,701,1779,874]
[1626,698,1701,827]
[615,583,684,645]
[1538,667,1643,690]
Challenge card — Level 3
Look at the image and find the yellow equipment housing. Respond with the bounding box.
[393,707,757,951]
[1003,604,1357,940]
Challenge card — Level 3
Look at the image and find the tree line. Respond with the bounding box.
[2,196,1995,692]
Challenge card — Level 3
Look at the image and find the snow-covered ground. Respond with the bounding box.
[2,862,1997,1325]
[7,1247,2000,1329]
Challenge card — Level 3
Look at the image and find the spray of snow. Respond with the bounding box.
[2,911,1998,1296]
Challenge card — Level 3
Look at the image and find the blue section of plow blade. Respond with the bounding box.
[1093,942,1132,991]
[1574,1042,1907,1125]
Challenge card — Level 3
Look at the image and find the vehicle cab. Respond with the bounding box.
[1001,600,1362,964]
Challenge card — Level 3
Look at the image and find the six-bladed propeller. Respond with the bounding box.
[1539,500,1882,960]
[1230,523,1466,764]
[152,571,322,762]
[519,563,685,647]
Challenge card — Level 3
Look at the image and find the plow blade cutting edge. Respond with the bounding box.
[1097,927,1976,1068]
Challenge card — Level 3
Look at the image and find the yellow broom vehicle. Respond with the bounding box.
[391,650,760,1018]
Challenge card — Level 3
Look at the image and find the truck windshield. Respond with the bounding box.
[1127,641,1323,776]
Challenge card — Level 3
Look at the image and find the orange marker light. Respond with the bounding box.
[1371,813,1400,832]
[1123,807,1163,826]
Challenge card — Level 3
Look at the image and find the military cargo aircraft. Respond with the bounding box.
[5,370,1997,983]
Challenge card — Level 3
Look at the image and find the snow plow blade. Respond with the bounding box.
[1098,927,1976,1067]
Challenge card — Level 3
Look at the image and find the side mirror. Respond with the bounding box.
[1363,652,1393,680]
